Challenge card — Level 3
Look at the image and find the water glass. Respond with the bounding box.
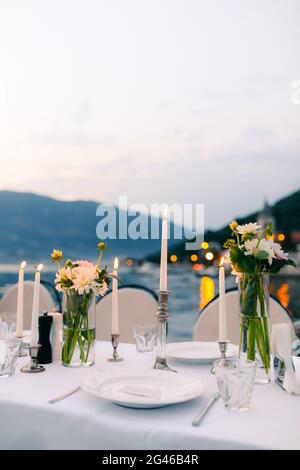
[133,325,157,353]
[0,337,21,377]
[0,313,17,338]
[214,358,256,411]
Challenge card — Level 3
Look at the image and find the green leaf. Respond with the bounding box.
[269,258,296,273]
[230,245,255,273]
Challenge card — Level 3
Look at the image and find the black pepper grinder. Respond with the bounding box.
[37,312,53,364]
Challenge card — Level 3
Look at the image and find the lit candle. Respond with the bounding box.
[112,257,119,334]
[30,264,43,347]
[219,257,227,342]
[159,207,168,291]
[16,261,26,338]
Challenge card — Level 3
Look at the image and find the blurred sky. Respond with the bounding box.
[0,0,299,229]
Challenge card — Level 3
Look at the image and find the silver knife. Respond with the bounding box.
[48,386,81,404]
[192,392,220,426]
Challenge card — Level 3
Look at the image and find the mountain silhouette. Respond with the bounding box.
[0,191,182,263]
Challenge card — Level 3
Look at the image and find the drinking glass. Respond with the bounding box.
[133,325,157,353]
[0,337,21,377]
[0,313,17,337]
[214,358,256,411]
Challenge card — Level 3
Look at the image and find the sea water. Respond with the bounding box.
[0,264,299,342]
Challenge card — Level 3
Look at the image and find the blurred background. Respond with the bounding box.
[0,0,299,340]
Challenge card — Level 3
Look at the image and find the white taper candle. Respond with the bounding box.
[219,257,227,342]
[112,257,119,334]
[30,264,43,347]
[159,207,168,291]
[16,261,26,338]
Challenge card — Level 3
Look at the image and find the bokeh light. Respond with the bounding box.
[205,252,214,261]
[201,242,209,250]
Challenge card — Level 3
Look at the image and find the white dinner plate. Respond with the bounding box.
[167,341,239,364]
[81,370,204,409]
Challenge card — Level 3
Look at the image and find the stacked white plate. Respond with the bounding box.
[167,341,238,364]
[81,370,204,409]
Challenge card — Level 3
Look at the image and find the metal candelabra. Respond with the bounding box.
[153,290,176,372]
[108,333,123,362]
[211,340,233,374]
[21,345,45,373]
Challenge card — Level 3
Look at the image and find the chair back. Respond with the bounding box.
[0,280,56,330]
[96,285,157,343]
[193,289,297,343]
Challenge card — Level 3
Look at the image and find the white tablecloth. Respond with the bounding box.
[0,341,299,450]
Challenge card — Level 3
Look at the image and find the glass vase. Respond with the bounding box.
[238,273,271,384]
[62,290,96,367]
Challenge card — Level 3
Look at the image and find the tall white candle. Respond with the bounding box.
[30,264,43,347]
[16,261,26,338]
[219,257,227,342]
[112,257,119,334]
[159,207,168,291]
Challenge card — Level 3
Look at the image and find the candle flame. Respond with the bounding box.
[20,261,26,269]
[219,256,224,267]
[114,257,119,270]
[36,263,44,272]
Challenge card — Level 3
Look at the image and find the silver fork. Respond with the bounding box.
[192,392,220,426]
[48,386,82,405]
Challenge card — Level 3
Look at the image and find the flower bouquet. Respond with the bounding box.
[225,222,296,379]
[51,243,110,367]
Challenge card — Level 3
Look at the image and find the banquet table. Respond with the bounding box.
[1,341,300,450]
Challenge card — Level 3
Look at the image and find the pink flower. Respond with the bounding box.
[74,260,94,269]
[271,242,289,260]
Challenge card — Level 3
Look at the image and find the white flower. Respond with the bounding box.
[236,222,261,235]
[95,281,108,297]
[55,267,73,291]
[72,265,98,294]
[244,238,275,265]
[270,241,289,260]
[55,262,109,297]
[55,282,63,293]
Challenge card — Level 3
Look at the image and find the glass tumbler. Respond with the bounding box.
[214,358,257,411]
[0,337,21,377]
[133,325,157,353]
[0,313,17,337]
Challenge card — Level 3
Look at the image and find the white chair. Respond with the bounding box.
[96,285,158,343]
[0,280,56,330]
[193,289,297,344]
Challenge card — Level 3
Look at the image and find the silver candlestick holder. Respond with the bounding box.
[211,340,233,374]
[21,345,45,373]
[15,335,29,357]
[153,290,176,372]
[108,333,123,362]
